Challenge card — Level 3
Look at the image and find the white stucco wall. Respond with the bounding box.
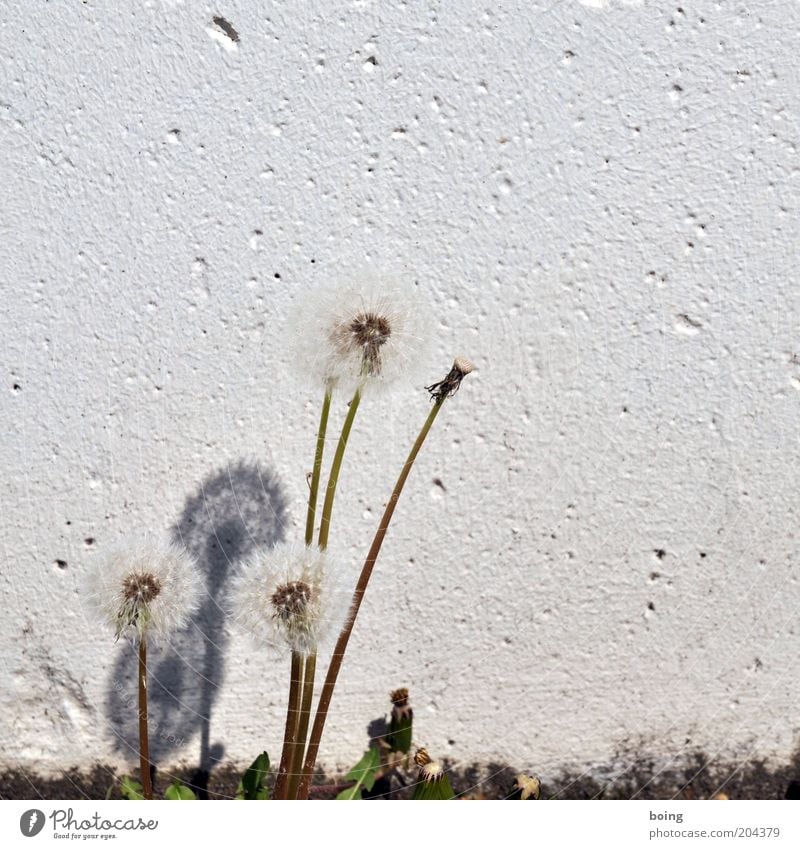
[3,0,800,784]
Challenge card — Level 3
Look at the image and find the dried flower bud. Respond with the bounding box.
[388,688,413,753]
[390,687,409,708]
[425,357,474,403]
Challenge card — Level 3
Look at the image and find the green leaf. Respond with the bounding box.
[119,776,144,800]
[236,751,270,800]
[164,781,197,800]
[336,747,381,800]
[412,773,455,800]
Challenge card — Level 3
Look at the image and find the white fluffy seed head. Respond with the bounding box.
[287,276,432,396]
[230,542,353,656]
[84,537,202,642]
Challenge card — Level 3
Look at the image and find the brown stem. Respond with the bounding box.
[287,652,317,799]
[274,652,303,800]
[138,638,153,800]
[296,397,447,799]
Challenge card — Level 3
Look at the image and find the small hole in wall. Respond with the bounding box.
[654,549,666,559]
[647,601,655,611]
[212,15,240,43]
[85,537,95,547]
[54,559,68,570]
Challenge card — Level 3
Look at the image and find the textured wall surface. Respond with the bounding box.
[2,0,800,785]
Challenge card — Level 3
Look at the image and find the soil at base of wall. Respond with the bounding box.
[3,751,800,800]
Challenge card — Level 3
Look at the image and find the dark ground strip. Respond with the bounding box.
[2,752,800,800]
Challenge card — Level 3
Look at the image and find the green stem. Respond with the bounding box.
[138,638,153,800]
[287,652,317,799]
[274,652,303,800]
[305,391,332,546]
[317,389,361,551]
[297,397,447,799]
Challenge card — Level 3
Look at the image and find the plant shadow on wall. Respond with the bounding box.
[104,460,288,796]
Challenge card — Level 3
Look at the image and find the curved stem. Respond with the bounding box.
[317,389,361,551]
[297,397,446,799]
[274,652,303,799]
[288,652,317,799]
[138,638,153,800]
[305,391,332,546]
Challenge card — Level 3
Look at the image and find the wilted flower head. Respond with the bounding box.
[389,688,413,725]
[86,538,202,642]
[414,748,446,784]
[425,356,474,403]
[230,542,351,655]
[288,276,430,395]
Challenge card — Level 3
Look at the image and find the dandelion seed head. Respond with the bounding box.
[288,275,431,395]
[122,572,162,604]
[271,579,313,618]
[333,310,393,377]
[85,537,202,642]
[231,542,353,656]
